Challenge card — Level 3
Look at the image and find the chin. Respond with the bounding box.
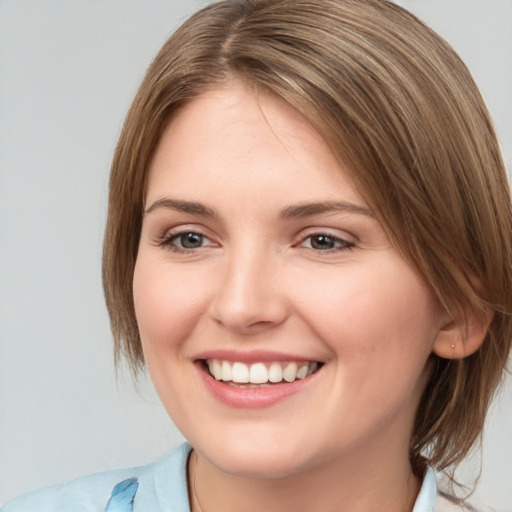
[210,452,308,480]
[193,431,323,479]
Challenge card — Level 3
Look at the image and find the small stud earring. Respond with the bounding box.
[451,343,455,349]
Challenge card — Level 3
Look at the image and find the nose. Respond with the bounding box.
[209,247,288,334]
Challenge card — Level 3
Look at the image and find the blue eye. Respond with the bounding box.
[174,232,205,249]
[158,231,212,252]
[302,234,353,251]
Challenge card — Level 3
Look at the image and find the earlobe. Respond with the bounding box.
[432,306,493,360]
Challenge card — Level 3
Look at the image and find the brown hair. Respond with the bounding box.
[103,0,512,475]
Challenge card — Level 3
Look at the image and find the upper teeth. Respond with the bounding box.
[206,360,318,384]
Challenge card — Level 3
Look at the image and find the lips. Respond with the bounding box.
[206,360,319,386]
[195,351,324,407]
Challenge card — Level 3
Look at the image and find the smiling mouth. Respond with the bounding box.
[202,360,322,387]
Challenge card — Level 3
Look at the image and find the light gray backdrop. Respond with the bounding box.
[1,1,511,509]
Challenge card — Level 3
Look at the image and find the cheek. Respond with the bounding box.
[132,256,209,356]
[293,258,440,365]
[298,261,439,428]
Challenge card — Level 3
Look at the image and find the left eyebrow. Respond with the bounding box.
[144,198,217,217]
[280,201,373,219]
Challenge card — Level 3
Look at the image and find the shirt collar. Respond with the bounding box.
[152,443,438,512]
[413,466,437,512]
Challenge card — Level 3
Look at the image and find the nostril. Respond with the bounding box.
[209,265,288,332]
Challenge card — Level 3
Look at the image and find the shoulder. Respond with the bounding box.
[1,443,192,512]
[1,467,138,512]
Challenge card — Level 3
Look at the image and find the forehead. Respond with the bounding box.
[146,82,365,210]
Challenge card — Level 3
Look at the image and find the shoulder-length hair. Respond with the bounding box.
[103,0,512,474]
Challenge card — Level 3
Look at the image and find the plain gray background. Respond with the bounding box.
[1,0,511,509]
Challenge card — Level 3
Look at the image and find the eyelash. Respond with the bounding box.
[298,233,355,252]
[156,229,355,255]
[156,230,213,253]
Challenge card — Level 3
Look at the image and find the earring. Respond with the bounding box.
[451,343,455,349]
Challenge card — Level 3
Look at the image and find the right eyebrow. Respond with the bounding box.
[144,198,217,217]
[280,200,373,219]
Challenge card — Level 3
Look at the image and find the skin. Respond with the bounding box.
[133,82,453,512]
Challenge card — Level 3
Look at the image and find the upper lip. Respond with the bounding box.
[193,349,322,364]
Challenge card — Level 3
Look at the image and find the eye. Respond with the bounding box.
[157,230,215,252]
[301,233,354,251]
[174,232,205,249]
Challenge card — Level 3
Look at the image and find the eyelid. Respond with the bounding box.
[294,227,356,253]
[301,234,354,250]
[297,226,356,242]
[158,222,214,239]
[154,224,218,252]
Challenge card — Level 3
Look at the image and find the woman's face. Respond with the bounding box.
[134,82,447,478]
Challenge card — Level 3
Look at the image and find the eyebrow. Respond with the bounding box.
[144,198,217,217]
[280,201,373,218]
[144,197,373,219]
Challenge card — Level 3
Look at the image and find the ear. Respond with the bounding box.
[432,305,493,359]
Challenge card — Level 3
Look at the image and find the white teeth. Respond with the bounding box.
[205,360,320,385]
[249,362,268,384]
[232,362,249,383]
[283,362,298,382]
[296,363,308,379]
[268,362,283,383]
[221,360,232,381]
[308,362,318,375]
[209,360,222,380]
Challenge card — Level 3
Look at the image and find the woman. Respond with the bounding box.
[4,0,511,511]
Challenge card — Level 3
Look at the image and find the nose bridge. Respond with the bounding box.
[211,239,286,332]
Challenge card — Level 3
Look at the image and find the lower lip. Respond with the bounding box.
[197,363,318,408]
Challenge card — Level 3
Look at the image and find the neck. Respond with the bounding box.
[188,444,421,512]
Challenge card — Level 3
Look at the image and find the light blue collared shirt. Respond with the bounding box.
[413,466,437,512]
[2,443,440,512]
